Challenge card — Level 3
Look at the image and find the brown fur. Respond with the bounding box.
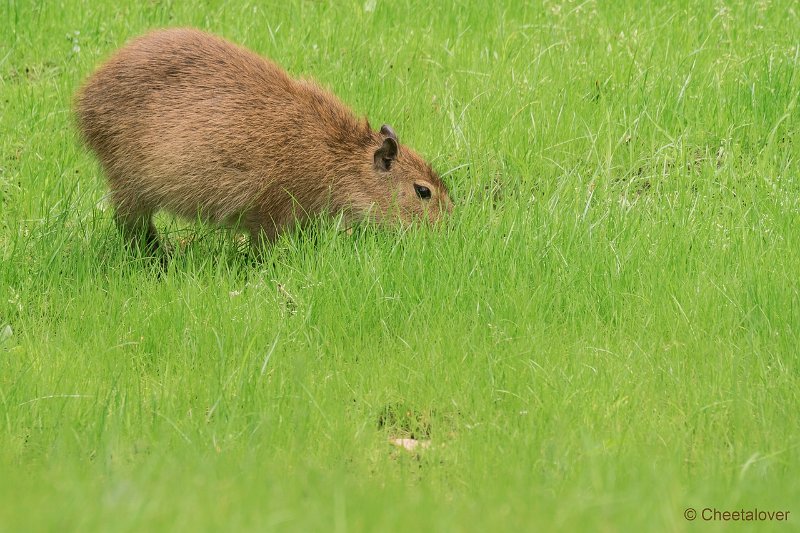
[74,28,452,253]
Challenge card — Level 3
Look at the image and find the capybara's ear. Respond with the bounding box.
[374,137,398,172]
[380,124,398,142]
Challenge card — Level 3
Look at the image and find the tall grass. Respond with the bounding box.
[1,0,798,530]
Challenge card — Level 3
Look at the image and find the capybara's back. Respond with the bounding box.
[75,28,451,254]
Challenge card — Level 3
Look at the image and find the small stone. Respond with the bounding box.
[390,438,431,451]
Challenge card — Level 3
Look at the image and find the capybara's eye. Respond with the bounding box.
[414,184,431,199]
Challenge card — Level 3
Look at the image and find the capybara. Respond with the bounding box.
[74,28,452,254]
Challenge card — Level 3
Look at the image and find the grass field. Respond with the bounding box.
[2,0,799,531]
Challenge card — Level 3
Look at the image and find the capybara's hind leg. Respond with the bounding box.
[109,190,166,259]
[114,208,161,253]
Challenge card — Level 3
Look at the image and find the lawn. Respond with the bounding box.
[1,1,798,531]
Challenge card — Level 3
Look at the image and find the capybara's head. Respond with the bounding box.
[368,124,452,225]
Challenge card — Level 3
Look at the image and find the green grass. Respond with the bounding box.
[2,1,799,531]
